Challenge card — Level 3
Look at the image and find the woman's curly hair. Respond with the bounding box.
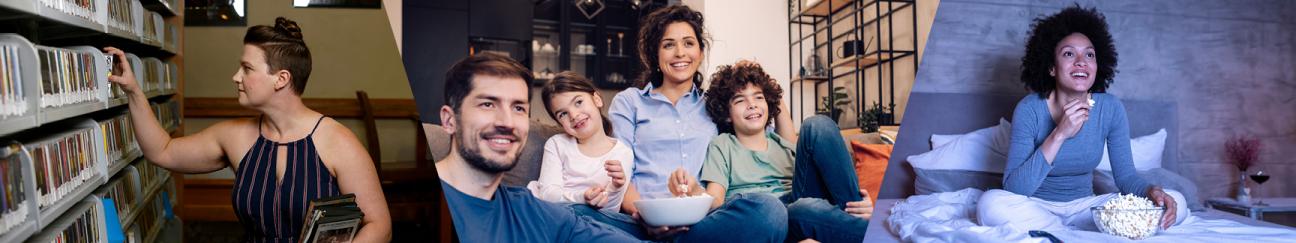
[636,5,709,89]
[1020,4,1117,98]
[705,61,783,135]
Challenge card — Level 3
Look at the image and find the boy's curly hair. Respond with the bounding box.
[705,61,783,135]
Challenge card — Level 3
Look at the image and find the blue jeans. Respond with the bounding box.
[779,115,869,243]
[571,193,788,242]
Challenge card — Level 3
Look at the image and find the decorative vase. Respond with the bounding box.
[1237,171,1251,203]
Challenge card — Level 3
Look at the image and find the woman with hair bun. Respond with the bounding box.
[104,17,392,242]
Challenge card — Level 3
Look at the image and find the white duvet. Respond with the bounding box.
[887,189,1296,243]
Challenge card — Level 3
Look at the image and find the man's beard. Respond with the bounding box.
[456,125,522,174]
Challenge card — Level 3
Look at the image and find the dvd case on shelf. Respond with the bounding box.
[35,47,104,109]
[106,0,138,37]
[25,126,101,209]
[0,144,32,235]
[97,114,136,167]
[31,197,105,243]
[1,44,27,118]
[39,0,102,25]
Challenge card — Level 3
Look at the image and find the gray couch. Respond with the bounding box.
[425,118,892,187]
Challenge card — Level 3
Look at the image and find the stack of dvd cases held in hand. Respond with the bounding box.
[39,0,101,24]
[36,47,102,109]
[26,127,99,209]
[300,194,364,243]
[1,44,26,118]
[0,144,31,235]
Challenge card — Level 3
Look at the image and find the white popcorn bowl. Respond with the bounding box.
[1091,206,1165,240]
[634,194,714,227]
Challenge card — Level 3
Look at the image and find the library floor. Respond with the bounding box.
[183,221,436,242]
[183,221,244,243]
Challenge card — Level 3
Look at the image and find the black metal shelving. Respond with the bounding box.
[788,0,918,127]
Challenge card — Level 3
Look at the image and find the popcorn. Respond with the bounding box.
[1088,98,1096,106]
[1093,194,1162,239]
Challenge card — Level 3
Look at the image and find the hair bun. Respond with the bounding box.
[274,17,303,40]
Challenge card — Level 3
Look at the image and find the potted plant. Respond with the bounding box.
[816,86,851,122]
[1225,135,1261,202]
[877,104,895,125]
[857,102,889,133]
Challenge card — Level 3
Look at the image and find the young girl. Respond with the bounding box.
[527,71,634,214]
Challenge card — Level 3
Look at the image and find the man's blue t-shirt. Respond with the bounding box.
[441,179,643,242]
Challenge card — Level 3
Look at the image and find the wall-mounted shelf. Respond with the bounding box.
[798,0,855,17]
[788,0,918,128]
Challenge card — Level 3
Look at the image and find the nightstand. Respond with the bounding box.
[1207,197,1296,220]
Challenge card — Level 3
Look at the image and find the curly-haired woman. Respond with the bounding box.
[580,5,787,242]
[976,5,1189,232]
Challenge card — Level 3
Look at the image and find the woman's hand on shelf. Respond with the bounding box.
[103,47,142,96]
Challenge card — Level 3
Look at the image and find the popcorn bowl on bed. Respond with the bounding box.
[1091,206,1164,239]
[634,194,714,227]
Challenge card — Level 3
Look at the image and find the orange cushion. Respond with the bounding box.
[850,141,892,204]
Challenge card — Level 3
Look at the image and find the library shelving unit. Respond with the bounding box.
[787,0,918,126]
[0,0,184,242]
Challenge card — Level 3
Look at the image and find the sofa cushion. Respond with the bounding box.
[851,142,891,203]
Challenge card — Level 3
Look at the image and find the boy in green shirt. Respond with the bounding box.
[700,61,873,243]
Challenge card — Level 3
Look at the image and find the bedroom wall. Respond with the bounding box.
[907,0,1296,200]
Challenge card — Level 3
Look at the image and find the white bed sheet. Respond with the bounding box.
[875,189,1296,243]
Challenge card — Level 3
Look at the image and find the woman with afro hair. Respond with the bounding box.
[976,4,1190,232]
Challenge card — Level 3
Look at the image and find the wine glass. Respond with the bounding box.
[1250,170,1270,206]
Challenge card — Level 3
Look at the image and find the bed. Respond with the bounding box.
[865,92,1296,242]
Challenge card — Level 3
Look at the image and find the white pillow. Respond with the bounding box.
[1096,128,1166,171]
[909,118,1012,173]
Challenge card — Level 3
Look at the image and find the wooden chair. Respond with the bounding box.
[355,91,449,241]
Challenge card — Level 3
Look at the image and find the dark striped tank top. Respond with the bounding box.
[232,116,341,243]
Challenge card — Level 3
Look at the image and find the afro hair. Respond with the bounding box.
[1020,4,1118,98]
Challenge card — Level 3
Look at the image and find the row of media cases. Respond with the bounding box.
[0,94,182,243]
[0,0,186,239]
[0,0,181,54]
